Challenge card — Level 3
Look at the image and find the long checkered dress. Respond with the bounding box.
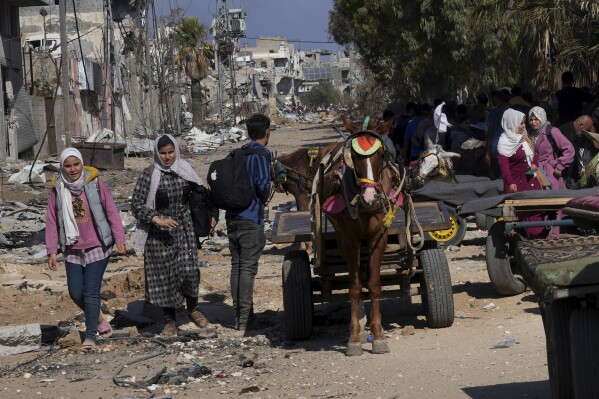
[131,167,200,308]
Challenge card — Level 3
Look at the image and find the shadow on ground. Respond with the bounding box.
[462,380,550,399]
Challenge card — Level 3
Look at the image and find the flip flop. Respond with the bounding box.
[80,339,98,350]
[98,320,113,338]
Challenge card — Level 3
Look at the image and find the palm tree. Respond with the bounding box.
[175,17,214,127]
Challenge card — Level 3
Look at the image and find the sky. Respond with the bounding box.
[155,0,341,52]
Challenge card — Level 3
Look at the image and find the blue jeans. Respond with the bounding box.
[227,217,265,326]
[66,257,110,341]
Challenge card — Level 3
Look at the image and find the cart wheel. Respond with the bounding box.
[570,308,599,399]
[542,298,577,399]
[282,250,313,340]
[485,221,526,295]
[426,207,467,247]
[419,248,454,328]
[475,212,495,231]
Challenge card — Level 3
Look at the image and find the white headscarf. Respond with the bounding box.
[58,148,85,245]
[529,106,548,135]
[497,109,534,166]
[133,134,204,252]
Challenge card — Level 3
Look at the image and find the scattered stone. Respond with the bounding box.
[57,330,81,348]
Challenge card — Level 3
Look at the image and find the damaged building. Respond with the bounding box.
[19,0,154,159]
[0,0,48,162]
[204,36,358,119]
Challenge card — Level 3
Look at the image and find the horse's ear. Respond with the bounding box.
[340,115,360,134]
[424,136,435,150]
[375,119,393,135]
[440,150,461,158]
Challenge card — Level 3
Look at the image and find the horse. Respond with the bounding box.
[315,116,416,356]
[273,144,337,212]
[273,115,394,211]
[409,137,461,189]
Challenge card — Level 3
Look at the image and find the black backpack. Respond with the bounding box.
[207,147,270,211]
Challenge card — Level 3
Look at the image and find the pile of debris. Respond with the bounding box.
[184,126,248,154]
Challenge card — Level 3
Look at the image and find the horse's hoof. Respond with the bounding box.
[372,339,390,354]
[359,331,369,343]
[346,342,363,356]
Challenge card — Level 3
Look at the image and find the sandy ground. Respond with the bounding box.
[0,123,550,399]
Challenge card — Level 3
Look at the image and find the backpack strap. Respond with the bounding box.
[545,125,561,157]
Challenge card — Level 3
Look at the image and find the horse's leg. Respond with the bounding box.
[341,234,364,356]
[358,299,368,343]
[368,225,390,354]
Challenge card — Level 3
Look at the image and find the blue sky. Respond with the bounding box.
[156,0,340,52]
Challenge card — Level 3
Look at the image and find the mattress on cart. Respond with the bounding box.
[517,236,599,293]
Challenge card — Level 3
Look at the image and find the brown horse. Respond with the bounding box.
[316,116,410,356]
[274,116,394,211]
[274,145,336,211]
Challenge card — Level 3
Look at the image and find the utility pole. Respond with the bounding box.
[145,0,154,131]
[101,0,112,130]
[59,0,71,148]
[214,1,245,127]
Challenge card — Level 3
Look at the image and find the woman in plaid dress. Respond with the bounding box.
[131,135,211,336]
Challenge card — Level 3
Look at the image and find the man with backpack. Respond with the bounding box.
[209,113,272,331]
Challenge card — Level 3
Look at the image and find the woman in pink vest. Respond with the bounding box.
[45,148,126,350]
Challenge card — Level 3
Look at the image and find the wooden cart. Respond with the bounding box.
[271,200,456,340]
[515,199,599,399]
[486,197,577,295]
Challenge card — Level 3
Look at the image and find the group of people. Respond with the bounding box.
[380,71,598,238]
[384,71,598,186]
[45,113,273,349]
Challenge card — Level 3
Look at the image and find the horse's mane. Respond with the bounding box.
[277,147,310,166]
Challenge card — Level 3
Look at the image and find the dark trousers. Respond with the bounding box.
[227,217,265,325]
[66,257,110,341]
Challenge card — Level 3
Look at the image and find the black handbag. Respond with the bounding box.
[189,182,213,240]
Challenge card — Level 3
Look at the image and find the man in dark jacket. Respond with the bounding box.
[226,113,272,331]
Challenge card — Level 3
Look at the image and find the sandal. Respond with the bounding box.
[161,321,177,337]
[81,339,98,350]
[189,310,209,328]
[98,320,113,338]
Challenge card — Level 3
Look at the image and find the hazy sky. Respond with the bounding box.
[156,0,340,51]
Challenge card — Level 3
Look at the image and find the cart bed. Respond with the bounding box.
[518,236,599,295]
[271,201,451,244]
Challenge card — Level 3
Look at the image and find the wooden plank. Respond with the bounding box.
[500,198,573,207]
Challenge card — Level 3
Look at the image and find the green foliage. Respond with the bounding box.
[329,0,599,101]
[299,81,342,108]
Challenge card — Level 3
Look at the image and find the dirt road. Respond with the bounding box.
[0,123,550,399]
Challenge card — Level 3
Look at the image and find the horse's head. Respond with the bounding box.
[413,137,460,187]
[347,134,388,210]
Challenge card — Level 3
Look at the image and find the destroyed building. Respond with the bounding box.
[0,0,48,163]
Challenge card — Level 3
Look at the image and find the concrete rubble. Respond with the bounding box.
[0,324,41,356]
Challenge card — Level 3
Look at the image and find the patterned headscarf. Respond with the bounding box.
[529,106,548,136]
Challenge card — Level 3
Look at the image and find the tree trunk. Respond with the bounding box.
[191,78,203,127]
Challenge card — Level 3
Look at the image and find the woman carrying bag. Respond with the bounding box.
[131,134,214,336]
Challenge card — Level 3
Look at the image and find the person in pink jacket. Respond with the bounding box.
[45,148,126,349]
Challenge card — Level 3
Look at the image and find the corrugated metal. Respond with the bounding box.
[14,84,39,152]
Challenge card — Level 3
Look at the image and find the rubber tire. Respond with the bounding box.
[570,308,599,399]
[475,212,494,231]
[282,250,313,340]
[543,298,577,399]
[485,221,526,296]
[426,207,467,247]
[419,248,454,328]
